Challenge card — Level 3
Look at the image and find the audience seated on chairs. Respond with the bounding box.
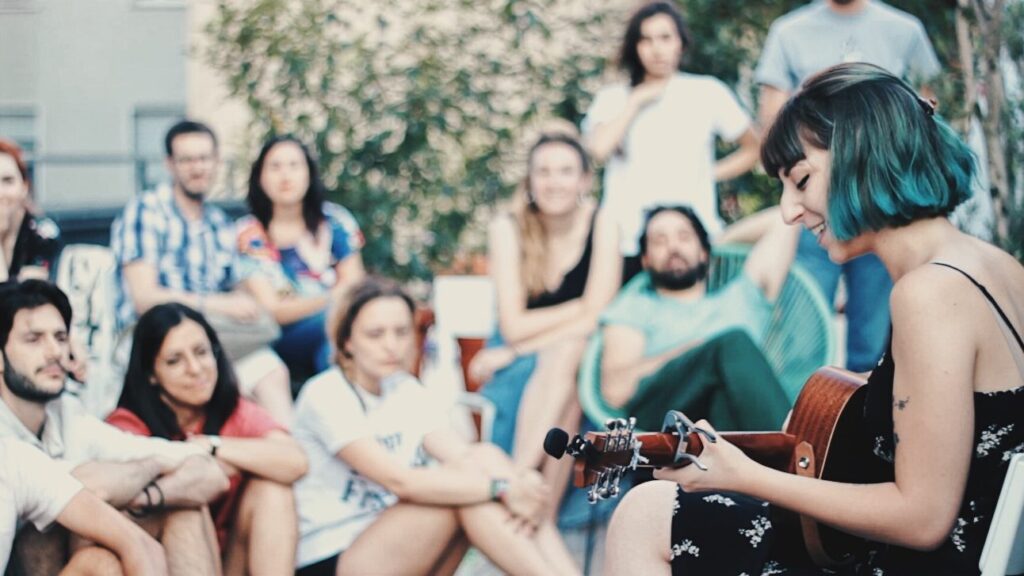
[0,280,227,576]
[110,119,293,426]
[107,303,307,575]
[291,278,580,576]
[468,125,620,487]
[237,135,365,385]
[598,204,795,431]
[1,438,168,576]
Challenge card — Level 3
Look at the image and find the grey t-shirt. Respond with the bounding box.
[755,0,940,91]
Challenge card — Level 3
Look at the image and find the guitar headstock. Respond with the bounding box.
[544,411,719,503]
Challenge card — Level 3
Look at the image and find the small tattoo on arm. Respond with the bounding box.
[893,432,900,446]
[894,396,910,411]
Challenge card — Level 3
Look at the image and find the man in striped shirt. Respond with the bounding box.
[110,120,293,425]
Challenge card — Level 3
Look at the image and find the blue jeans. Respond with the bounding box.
[273,311,332,384]
[797,228,891,372]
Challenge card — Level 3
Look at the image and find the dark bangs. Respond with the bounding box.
[760,94,833,179]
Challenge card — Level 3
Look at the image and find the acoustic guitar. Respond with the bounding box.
[544,366,891,567]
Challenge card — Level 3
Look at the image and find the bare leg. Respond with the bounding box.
[223,479,297,576]
[154,508,222,576]
[451,444,580,576]
[337,503,460,575]
[513,338,587,469]
[603,480,675,576]
[427,531,470,576]
[539,397,582,521]
[249,364,293,427]
[60,546,123,576]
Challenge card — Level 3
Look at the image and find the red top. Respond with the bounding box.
[107,399,286,550]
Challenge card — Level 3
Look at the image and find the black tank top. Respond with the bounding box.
[860,262,1024,574]
[525,212,597,310]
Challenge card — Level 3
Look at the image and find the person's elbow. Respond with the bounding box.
[279,448,310,484]
[898,512,957,551]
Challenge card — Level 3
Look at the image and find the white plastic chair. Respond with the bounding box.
[981,453,1024,576]
[428,275,497,442]
[54,244,120,418]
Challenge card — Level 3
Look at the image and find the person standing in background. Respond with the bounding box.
[582,1,760,283]
[755,0,941,372]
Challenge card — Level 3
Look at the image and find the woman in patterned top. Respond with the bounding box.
[238,136,365,382]
[0,138,61,283]
[604,63,1024,575]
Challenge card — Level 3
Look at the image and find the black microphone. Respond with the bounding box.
[544,428,570,459]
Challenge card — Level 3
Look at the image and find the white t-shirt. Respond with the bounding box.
[0,395,203,472]
[291,368,448,568]
[1,438,83,571]
[582,73,752,255]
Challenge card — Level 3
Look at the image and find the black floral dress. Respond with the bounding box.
[667,265,1024,576]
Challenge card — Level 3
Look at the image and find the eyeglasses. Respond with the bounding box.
[171,154,217,166]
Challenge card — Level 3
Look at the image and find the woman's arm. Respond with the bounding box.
[191,430,308,485]
[337,433,494,506]
[57,490,169,576]
[657,271,976,550]
[489,216,585,345]
[586,81,669,164]
[242,275,329,326]
[712,127,760,182]
[501,206,621,355]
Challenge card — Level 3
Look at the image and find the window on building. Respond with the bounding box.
[0,0,41,13]
[134,106,184,193]
[0,107,38,180]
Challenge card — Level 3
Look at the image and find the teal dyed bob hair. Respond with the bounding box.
[761,62,976,241]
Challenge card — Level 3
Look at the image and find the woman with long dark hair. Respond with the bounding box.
[604,63,1024,575]
[291,278,580,575]
[237,135,365,381]
[582,1,760,282]
[108,303,308,575]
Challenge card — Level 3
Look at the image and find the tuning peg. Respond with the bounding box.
[604,418,619,431]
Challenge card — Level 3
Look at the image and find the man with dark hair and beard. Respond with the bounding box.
[598,205,796,431]
[0,280,227,576]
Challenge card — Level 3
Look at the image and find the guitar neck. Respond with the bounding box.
[634,431,800,471]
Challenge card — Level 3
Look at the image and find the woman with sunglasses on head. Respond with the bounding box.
[603,62,1024,575]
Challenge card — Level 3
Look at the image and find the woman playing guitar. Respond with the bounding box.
[604,62,1024,575]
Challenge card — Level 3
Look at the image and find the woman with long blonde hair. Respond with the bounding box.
[469,125,621,499]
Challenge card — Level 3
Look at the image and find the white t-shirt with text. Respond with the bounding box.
[291,369,448,568]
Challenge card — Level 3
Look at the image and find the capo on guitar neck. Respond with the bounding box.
[661,410,716,471]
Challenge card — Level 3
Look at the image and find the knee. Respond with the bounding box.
[607,480,677,540]
[64,546,124,576]
[242,478,296,514]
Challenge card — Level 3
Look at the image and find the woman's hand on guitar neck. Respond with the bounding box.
[653,420,760,494]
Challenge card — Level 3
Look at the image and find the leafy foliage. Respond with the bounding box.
[206,0,1021,277]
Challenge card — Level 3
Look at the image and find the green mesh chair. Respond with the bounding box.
[578,243,836,429]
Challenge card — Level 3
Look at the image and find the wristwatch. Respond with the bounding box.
[208,435,222,457]
[489,478,509,502]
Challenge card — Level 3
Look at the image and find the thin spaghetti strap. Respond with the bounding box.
[931,262,1024,353]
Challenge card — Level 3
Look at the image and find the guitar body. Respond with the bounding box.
[776,367,892,566]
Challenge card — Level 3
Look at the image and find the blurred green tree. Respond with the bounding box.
[206,0,1022,277]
